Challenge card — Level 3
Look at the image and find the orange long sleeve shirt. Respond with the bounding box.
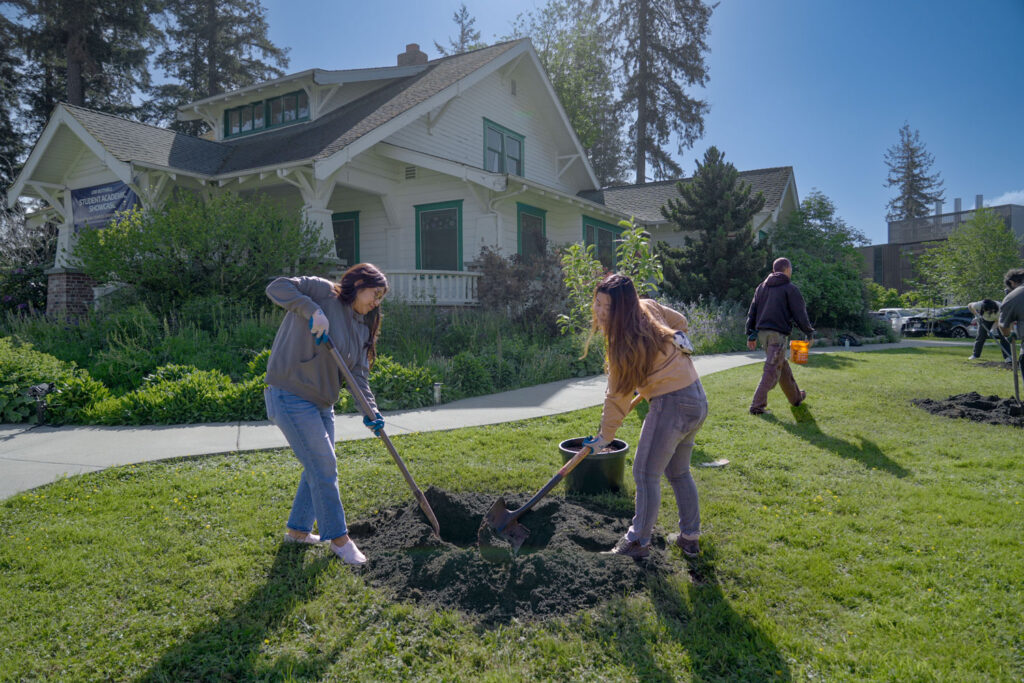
[598,299,701,440]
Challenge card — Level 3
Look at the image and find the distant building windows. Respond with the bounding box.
[224,90,310,138]
[332,212,359,267]
[483,119,524,176]
[583,216,623,270]
[416,200,463,271]
[517,203,546,263]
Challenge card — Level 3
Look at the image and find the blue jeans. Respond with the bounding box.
[264,386,347,541]
[625,381,708,546]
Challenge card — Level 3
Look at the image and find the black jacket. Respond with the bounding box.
[746,272,814,337]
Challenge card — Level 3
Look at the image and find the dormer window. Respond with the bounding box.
[483,118,524,176]
[224,90,310,138]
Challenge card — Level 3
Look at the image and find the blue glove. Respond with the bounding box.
[363,411,384,436]
[309,310,328,345]
[582,434,611,453]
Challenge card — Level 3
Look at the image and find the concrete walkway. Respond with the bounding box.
[0,339,969,499]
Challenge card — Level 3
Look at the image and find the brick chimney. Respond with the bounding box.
[397,43,428,67]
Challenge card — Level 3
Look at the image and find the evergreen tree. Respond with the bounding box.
[148,0,289,133]
[599,0,712,182]
[8,0,159,136]
[770,190,869,328]
[884,122,945,221]
[509,0,625,184]
[660,146,768,301]
[0,14,25,198]
[434,3,484,56]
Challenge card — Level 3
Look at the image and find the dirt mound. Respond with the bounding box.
[912,392,1024,427]
[347,488,675,624]
[974,360,1013,369]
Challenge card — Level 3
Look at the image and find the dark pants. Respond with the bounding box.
[972,319,1012,361]
[750,330,804,413]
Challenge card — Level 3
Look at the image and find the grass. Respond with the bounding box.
[1,346,1021,681]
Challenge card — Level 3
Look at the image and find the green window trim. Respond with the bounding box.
[483,118,525,176]
[223,89,310,139]
[415,199,463,271]
[516,202,546,260]
[582,215,624,269]
[331,211,360,266]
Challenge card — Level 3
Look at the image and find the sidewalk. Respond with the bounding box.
[0,340,967,499]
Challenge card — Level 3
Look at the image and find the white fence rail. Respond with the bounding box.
[386,270,481,306]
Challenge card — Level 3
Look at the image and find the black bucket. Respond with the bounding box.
[558,437,628,495]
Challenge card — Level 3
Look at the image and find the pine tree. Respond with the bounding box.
[600,0,713,182]
[508,0,625,184]
[659,146,768,301]
[434,3,484,57]
[148,0,289,133]
[0,14,25,198]
[884,122,945,221]
[8,0,159,136]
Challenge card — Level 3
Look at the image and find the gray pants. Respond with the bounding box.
[625,380,708,546]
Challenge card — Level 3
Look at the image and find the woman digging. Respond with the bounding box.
[582,273,709,559]
[263,263,389,566]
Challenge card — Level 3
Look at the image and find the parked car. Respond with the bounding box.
[902,307,977,338]
[877,307,923,334]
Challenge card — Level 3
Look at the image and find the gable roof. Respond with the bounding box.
[578,166,796,223]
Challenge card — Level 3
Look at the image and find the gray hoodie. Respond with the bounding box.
[265,276,378,412]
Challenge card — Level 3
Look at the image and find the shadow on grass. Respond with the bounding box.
[801,353,865,370]
[601,542,791,682]
[760,411,910,478]
[136,545,334,682]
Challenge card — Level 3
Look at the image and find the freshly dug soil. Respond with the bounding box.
[347,488,675,624]
[912,392,1024,427]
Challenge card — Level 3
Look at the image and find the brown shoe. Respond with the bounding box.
[601,537,650,559]
[667,533,700,557]
[749,407,770,415]
[792,390,807,407]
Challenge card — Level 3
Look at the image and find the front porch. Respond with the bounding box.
[385,269,481,306]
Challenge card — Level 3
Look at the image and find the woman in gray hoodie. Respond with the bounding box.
[264,263,389,565]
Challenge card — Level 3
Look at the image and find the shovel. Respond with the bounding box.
[1012,331,1021,405]
[320,331,441,538]
[480,444,595,559]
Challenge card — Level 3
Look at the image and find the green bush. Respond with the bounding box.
[72,191,332,313]
[450,351,494,396]
[85,365,235,425]
[0,337,108,424]
[369,355,438,410]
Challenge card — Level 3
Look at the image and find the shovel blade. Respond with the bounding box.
[479,497,531,562]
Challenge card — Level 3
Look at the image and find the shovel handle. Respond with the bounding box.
[502,445,594,529]
[321,333,441,537]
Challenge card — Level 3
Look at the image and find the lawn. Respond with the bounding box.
[1,346,1021,681]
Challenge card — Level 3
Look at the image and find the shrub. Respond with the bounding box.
[0,337,108,424]
[72,191,332,313]
[475,244,566,335]
[449,351,494,396]
[368,355,438,410]
[85,365,236,425]
[662,296,749,354]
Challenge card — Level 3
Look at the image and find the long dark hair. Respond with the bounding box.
[334,263,389,366]
[589,273,674,395]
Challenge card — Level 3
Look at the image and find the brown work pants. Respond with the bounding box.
[750,330,804,412]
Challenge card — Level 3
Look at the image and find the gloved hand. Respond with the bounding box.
[582,433,611,453]
[673,330,694,354]
[310,309,329,344]
[363,411,385,436]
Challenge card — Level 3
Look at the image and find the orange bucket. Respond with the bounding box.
[789,339,809,365]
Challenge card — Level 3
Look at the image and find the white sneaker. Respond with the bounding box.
[967,355,978,360]
[331,539,367,565]
[283,531,322,545]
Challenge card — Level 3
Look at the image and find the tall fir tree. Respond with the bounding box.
[8,0,159,136]
[148,0,289,134]
[884,122,945,221]
[508,0,626,184]
[434,3,484,56]
[659,146,768,301]
[599,0,712,182]
[0,14,25,199]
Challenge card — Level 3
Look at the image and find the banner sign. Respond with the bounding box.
[71,181,139,232]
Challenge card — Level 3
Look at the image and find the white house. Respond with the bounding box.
[6,39,799,315]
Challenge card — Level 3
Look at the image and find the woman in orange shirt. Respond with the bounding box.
[582,273,708,559]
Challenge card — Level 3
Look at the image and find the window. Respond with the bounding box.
[332,212,359,267]
[483,119,525,176]
[582,216,623,269]
[415,200,463,271]
[517,203,546,263]
[224,89,310,138]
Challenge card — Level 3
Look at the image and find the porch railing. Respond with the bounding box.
[386,270,481,306]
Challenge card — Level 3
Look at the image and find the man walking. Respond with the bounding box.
[746,257,815,415]
[966,299,1011,362]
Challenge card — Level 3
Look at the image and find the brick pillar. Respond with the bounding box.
[45,267,96,318]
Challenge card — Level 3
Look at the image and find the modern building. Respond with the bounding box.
[859,196,1024,292]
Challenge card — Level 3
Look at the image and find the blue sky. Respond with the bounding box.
[262,0,1023,246]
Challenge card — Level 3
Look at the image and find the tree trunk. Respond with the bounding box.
[65,30,86,106]
[633,0,648,183]
[205,0,219,96]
